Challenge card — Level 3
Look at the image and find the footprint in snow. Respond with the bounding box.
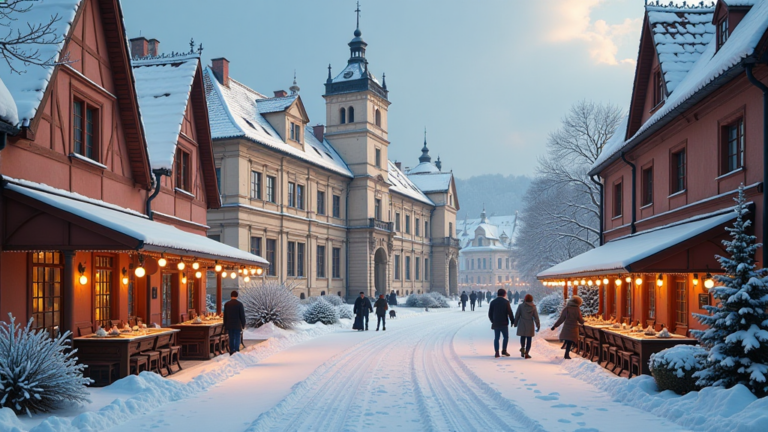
[574,428,599,432]
[577,422,587,426]
[524,383,537,386]
[595,408,608,412]
[557,419,572,424]
[534,390,542,394]
[535,394,560,401]
[551,403,577,408]
[571,412,584,417]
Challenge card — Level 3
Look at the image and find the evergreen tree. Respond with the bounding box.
[578,285,600,315]
[692,186,768,396]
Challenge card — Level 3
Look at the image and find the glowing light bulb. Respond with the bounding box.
[635,277,643,285]
[230,272,237,279]
[603,278,609,285]
[657,279,663,287]
[182,276,187,284]
[244,276,250,283]
[79,274,88,285]
[704,279,715,289]
[158,257,167,267]
[192,262,200,270]
[122,277,129,285]
[135,266,146,277]
[616,279,622,286]
[580,279,586,286]
[195,271,202,279]
[256,267,263,276]
[596,280,601,286]
[625,276,632,283]
[587,280,593,286]
[215,264,222,272]
[177,262,185,271]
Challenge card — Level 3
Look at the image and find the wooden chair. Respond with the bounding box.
[604,333,620,373]
[168,333,183,374]
[577,325,587,357]
[130,355,148,375]
[137,338,161,374]
[82,361,118,387]
[77,324,93,337]
[180,313,188,323]
[188,309,197,319]
[584,327,601,362]
[614,337,634,378]
[151,334,173,377]
[220,328,230,354]
[628,340,642,378]
[210,325,224,356]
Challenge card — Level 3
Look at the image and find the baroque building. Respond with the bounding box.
[457,210,520,292]
[204,16,460,300]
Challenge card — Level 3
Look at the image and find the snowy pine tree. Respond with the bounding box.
[239,280,302,330]
[303,298,339,325]
[0,314,92,415]
[692,185,768,397]
[577,285,600,315]
[337,305,354,320]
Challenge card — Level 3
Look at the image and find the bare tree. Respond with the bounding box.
[514,100,623,284]
[0,0,63,74]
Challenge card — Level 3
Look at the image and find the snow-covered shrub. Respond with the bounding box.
[323,295,344,306]
[650,345,708,395]
[337,305,354,320]
[300,296,319,306]
[0,315,91,415]
[537,292,563,315]
[303,298,339,325]
[576,285,600,315]
[404,293,449,308]
[239,280,302,330]
[693,186,768,396]
[426,292,450,308]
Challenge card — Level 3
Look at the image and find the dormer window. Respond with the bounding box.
[348,106,355,123]
[290,122,302,142]
[653,69,665,107]
[175,148,190,192]
[717,17,729,49]
[340,107,346,124]
[73,100,99,161]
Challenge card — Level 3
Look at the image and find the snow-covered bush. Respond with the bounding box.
[649,345,708,395]
[404,293,450,308]
[303,298,339,325]
[337,305,354,320]
[239,280,302,330]
[426,292,449,308]
[577,285,600,315]
[322,295,344,306]
[0,315,91,415]
[693,186,768,397]
[537,292,564,315]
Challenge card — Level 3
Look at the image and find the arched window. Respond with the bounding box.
[348,106,355,123]
[321,291,326,296]
[300,293,306,299]
[340,107,346,124]
[477,237,483,246]
[375,109,381,127]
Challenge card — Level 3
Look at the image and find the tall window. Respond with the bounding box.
[332,195,341,218]
[613,182,623,217]
[477,238,483,247]
[31,252,62,334]
[266,176,276,203]
[296,185,305,210]
[317,191,326,215]
[375,199,381,221]
[498,258,502,269]
[722,118,744,174]
[95,256,114,328]
[672,149,686,193]
[405,215,411,234]
[375,109,381,127]
[287,242,296,277]
[415,218,420,236]
[449,222,453,237]
[250,171,262,199]
[266,239,277,276]
[394,254,401,280]
[297,243,305,277]
[348,106,355,123]
[717,17,729,49]
[161,273,172,327]
[676,279,688,325]
[471,259,474,270]
[215,167,222,194]
[395,212,401,231]
[290,122,301,142]
[653,70,665,106]
[73,100,98,160]
[340,107,346,124]
[288,182,296,207]
[415,257,421,280]
[641,166,653,206]
[424,220,429,236]
[405,256,411,280]
[375,148,381,168]
[649,285,656,320]
[317,245,326,278]
[425,258,429,280]
[332,247,341,278]
[506,258,510,269]
[483,258,487,270]
[250,236,262,257]
[175,148,191,192]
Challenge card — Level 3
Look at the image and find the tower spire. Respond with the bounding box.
[419,127,431,163]
[290,70,300,95]
[355,1,361,32]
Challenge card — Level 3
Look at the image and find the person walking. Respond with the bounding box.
[353,292,373,331]
[551,295,584,359]
[223,290,246,355]
[374,294,388,331]
[477,291,483,308]
[488,289,514,358]
[470,291,477,311]
[514,294,540,359]
[486,291,492,303]
[513,291,520,304]
[460,291,468,311]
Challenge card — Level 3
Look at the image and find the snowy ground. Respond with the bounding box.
[3,303,767,432]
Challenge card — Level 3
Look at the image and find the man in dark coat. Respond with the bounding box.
[388,291,398,306]
[374,294,389,331]
[353,292,373,331]
[485,291,492,303]
[488,288,514,358]
[460,291,469,311]
[469,291,477,311]
[513,291,520,304]
[223,290,246,355]
[477,290,483,308]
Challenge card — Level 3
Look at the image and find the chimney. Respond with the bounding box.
[211,58,230,87]
[274,90,288,98]
[129,37,148,58]
[147,38,160,57]
[313,124,325,142]
[395,162,402,171]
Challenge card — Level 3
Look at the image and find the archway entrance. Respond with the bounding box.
[374,248,387,295]
[449,258,458,296]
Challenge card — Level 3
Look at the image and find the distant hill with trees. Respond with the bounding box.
[454,174,531,220]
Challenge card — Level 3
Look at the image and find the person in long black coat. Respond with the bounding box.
[477,291,483,308]
[374,294,388,331]
[485,291,492,303]
[353,292,373,331]
[488,288,514,358]
[469,291,477,311]
[223,291,246,355]
[460,291,468,311]
[513,291,520,304]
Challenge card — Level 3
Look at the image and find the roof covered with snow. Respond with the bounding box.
[4,178,268,266]
[203,67,353,178]
[256,95,298,114]
[132,54,199,170]
[387,160,434,205]
[458,213,518,249]
[407,172,452,193]
[332,62,381,86]
[592,1,768,173]
[0,77,18,126]
[537,210,736,279]
[406,161,440,175]
[0,0,81,127]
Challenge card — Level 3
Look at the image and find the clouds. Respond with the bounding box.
[547,0,642,66]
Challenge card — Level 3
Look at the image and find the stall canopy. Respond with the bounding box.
[537,210,738,280]
[2,178,268,266]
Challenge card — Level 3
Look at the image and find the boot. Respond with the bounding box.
[376,328,379,331]
[520,347,525,358]
[501,350,511,357]
[383,327,386,331]
[495,352,500,358]
[564,354,572,360]
[525,351,532,359]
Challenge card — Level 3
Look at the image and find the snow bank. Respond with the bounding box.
[536,316,768,432]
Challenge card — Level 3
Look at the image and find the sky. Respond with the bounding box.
[121,0,646,179]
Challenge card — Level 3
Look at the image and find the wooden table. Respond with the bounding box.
[170,321,223,360]
[73,328,180,380]
[591,325,697,375]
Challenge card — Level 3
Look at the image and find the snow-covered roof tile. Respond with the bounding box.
[0,76,19,126]
[592,1,768,173]
[256,95,298,114]
[457,214,519,245]
[0,0,81,127]
[407,172,452,193]
[406,161,440,175]
[332,62,381,85]
[387,160,433,205]
[132,54,199,170]
[203,67,353,178]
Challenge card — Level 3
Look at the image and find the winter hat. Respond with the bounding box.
[524,294,533,302]
[570,295,583,306]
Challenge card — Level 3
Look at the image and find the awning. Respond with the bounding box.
[537,210,738,279]
[2,179,268,267]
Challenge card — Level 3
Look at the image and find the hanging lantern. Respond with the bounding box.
[635,277,643,285]
[158,257,167,267]
[195,271,202,279]
[135,266,146,277]
[616,279,622,286]
[177,262,186,271]
[602,278,609,285]
[182,276,187,284]
[256,267,263,276]
[192,261,200,270]
[230,272,237,279]
[596,280,601,286]
[566,281,572,286]
[587,280,593,286]
[580,279,586,286]
[250,268,256,275]
[693,273,700,286]
[704,272,715,289]
[657,274,663,287]
[215,263,222,272]
[244,276,250,283]
[121,268,129,285]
